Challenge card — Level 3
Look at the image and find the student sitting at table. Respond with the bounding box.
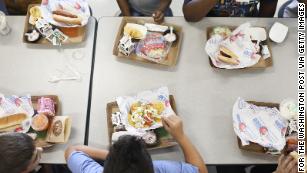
[278,0,307,18]
[116,0,173,23]
[65,114,208,173]
[273,154,298,173]
[0,132,43,173]
[0,0,7,14]
[3,0,41,15]
[182,0,278,22]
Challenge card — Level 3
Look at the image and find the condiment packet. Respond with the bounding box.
[261,45,271,59]
[233,98,288,151]
[53,29,68,42]
[116,87,174,132]
[35,18,68,45]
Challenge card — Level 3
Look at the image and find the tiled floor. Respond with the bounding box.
[88,0,288,18]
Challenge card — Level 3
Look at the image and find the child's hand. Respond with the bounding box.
[162,114,185,141]
[152,10,164,23]
[274,154,298,173]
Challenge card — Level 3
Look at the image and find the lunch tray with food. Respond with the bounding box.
[106,95,177,150]
[0,95,71,148]
[237,101,280,154]
[30,95,72,148]
[206,24,273,69]
[23,3,88,45]
[113,17,183,66]
[235,99,305,157]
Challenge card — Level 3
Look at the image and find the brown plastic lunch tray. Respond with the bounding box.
[113,17,183,66]
[23,4,86,45]
[106,95,178,150]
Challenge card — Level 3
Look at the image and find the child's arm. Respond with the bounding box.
[258,0,278,17]
[65,145,109,161]
[153,0,172,23]
[157,0,172,12]
[162,115,208,173]
[116,0,131,16]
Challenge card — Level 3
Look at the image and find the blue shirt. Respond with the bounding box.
[68,151,199,173]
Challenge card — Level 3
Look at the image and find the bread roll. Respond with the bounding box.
[53,14,82,25]
[218,55,239,65]
[218,46,240,65]
[220,46,239,59]
[0,113,27,130]
[53,10,78,18]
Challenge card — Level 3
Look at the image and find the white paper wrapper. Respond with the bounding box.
[116,87,174,132]
[206,23,261,69]
[0,94,34,118]
[40,0,90,27]
[233,98,288,151]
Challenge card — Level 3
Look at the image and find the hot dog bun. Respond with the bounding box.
[0,113,27,130]
[218,46,240,65]
[53,14,82,25]
[218,55,240,65]
[53,9,78,18]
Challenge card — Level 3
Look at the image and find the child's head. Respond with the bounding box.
[0,132,42,173]
[104,135,154,173]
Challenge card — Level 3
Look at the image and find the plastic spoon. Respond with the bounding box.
[164,26,176,42]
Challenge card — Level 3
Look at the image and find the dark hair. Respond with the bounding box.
[103,135,154,173]
[0,132,35,173]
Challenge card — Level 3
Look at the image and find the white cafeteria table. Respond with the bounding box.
[0,16,97,164]
[88,17,298,165]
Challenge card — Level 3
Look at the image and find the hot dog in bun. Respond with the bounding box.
[52,9,82,25]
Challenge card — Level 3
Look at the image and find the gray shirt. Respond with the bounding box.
[128,0,160,16]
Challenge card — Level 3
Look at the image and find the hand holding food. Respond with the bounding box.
[274,154,298,173]
[162,114,185,141]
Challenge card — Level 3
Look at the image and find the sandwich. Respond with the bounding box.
[0,113,27,131]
